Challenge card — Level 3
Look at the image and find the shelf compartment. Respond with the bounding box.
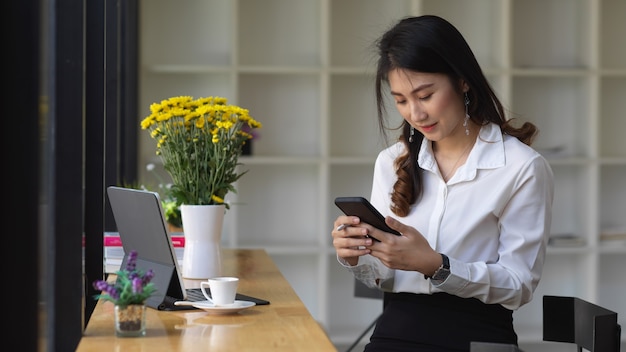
[235,164,320,247]
[512,0,591,69]
[511,76,591,158]
[140,0,234,66]
[329,0,412,67]
[329,165,376,199]
[601,0,626,69]
[421,0,505,70]
[238,0,321,67]
[600,77,626,157]
[328,164,377,245]
[140,72,235,104]
[239,73,321,157]
[599,165,626,244]
[486,74,509,108]
[548,165,592,240]
[329,74,403,157]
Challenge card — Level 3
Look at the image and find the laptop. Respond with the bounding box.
[106,186,270,310]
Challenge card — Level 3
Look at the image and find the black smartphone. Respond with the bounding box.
[334,196,402,241]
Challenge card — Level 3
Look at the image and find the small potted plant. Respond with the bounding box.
[92,250,156,337]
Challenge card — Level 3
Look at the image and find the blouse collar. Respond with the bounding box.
[417,123,506,183]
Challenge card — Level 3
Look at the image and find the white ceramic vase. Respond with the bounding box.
[180,204,225,279]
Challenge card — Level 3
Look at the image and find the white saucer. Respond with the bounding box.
[191,300,256,315]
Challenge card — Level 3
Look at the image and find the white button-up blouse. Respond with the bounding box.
[341,123,554,310]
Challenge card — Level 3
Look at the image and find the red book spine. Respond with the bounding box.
[103,236,123,246]
[170,236,185,247]
[103,235,185,247]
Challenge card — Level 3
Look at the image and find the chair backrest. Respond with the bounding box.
[543,295,621,352]
[354,279,383,300]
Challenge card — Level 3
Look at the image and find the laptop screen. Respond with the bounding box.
[106,186,188,307]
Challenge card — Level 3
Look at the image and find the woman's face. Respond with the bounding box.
[388,69,467,143]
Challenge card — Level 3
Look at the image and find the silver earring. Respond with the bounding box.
[464,92,470,136]
[409,126,415,143]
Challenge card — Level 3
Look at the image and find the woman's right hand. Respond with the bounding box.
[332,216,373,266]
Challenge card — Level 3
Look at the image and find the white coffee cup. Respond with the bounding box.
[200,276,239,306]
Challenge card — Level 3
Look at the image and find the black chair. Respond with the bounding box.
[543,295,621,352]
[345,280,383,352]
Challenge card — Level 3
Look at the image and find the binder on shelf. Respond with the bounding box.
[547,234,586,247]
[599,227,626,244]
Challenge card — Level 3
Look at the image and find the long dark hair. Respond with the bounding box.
[374,15,537,216]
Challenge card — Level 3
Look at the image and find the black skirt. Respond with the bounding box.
[363,292,518,352]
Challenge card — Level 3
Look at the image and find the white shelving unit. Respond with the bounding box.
[138,1,626,350]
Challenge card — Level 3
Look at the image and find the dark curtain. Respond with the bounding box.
[5,0,41,351]
[7,0,138,351]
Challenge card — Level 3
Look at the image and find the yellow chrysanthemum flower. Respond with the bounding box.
[141,96,261,208]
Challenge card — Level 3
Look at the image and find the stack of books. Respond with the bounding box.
[104,232,185,273]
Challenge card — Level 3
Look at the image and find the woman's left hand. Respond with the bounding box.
[366,217,442,276]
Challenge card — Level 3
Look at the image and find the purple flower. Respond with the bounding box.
[93,280,109,291]
[125,249,138,272]
[128,271,140,281]
[143,269,154,285]
[132,277,143,294]
[93,280,120,300]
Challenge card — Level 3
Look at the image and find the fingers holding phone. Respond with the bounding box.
[332,216,372,264]
[334,197,402,242]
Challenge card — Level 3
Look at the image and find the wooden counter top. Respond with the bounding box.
[77,249,337,351]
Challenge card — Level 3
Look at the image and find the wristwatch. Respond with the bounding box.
[425,253,450,281]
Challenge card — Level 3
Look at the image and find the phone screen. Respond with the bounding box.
[334,196,402,241]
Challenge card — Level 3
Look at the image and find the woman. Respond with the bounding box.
[332,15,554,351]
